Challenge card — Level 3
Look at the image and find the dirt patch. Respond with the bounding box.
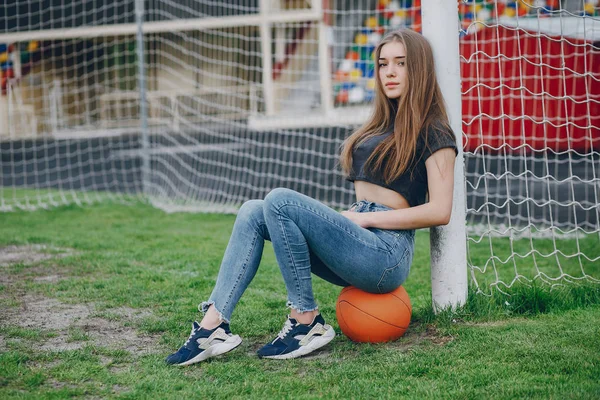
[33,275,63,283]
[0,246,161,356]
[0,245,76,285]
[386,324,454,350]
[47,380,79,390]
[0,295,161,355]
[0,245,74,267]
[0,266,69,285]
[10,296,91,330]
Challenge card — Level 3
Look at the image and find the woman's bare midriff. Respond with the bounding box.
[353,180,410,210]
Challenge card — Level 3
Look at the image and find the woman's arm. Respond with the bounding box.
[341,148,456,230]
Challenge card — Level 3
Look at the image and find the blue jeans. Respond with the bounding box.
[201,188,415,322]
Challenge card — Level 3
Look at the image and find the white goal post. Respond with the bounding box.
[422,0,468,311]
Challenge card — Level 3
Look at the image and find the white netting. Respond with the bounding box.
[459,0,600,293]
[1,0,599,293]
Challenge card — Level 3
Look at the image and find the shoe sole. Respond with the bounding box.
[262,326,336,360]
[178,335,242,366]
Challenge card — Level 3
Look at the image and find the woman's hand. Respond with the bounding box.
[340,210,371,228]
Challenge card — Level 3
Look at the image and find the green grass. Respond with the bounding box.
[0,201,599,399]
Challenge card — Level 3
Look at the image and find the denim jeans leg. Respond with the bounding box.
[200,199,270,323]
[309,251,349,287]
[263,190,318,313]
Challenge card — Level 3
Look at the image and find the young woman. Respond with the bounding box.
[166,28,457,365]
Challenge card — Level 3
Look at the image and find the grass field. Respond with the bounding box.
[1,201,599,399]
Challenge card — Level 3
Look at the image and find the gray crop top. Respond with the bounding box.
[346,125,458,207]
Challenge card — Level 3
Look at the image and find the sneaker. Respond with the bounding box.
[165,321,242,366]
[257,314,335,360]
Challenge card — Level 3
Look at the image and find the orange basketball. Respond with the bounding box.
[336,285,411,343]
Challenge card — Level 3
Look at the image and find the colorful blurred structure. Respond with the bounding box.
[0,40,40,95]
[333,0,423,106]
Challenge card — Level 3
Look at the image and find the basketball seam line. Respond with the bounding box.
[390,292,412,314]
[338,300,409,330]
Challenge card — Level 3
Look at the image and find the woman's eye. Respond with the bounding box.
[378,63,386,67]
[398,61,405,66]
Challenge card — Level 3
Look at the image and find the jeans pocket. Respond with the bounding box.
[376,247,410,293]
[373,228,413,252]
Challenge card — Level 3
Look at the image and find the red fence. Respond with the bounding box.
[460,25,600,153]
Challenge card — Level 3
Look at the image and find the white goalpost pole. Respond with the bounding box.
[421,0,468,312]
[316,0,333,114]
[135,0,150,196]
[259,0,276,116]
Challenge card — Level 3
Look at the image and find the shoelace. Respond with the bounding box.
[184,325,200,347]
[276,318,295,340]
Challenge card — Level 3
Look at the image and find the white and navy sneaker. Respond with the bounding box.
[257,314,335,359]
[165,321,242,366]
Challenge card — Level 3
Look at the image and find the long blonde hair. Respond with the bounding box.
[339,29,453,182]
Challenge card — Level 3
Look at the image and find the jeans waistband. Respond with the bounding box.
[350,200,394,213]
[349,200,415,238]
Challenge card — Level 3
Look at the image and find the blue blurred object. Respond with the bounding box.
[1,61,13,71]
[341,82,356,91]
[358,60,375,78]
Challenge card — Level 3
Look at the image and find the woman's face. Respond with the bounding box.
[378,41,408,100]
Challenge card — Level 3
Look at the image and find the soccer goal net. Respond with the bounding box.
[1,0,598,295]
[458,1,600,294]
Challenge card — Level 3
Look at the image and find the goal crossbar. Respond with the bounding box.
[0,8,321,43]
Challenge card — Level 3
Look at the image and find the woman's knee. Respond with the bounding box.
[263,188,299,212]
[237,199,265,222]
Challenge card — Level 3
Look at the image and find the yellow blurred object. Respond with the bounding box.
[350,69,362,82]
[504,7,516,17]
[0,52,8,63]
[395,10,408,18]
[355,33,368,46]
[378,0,390,6]
[584,3,595,14]
[28,41,39,52]
[366,78,376,90]
[365,16,378,29]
